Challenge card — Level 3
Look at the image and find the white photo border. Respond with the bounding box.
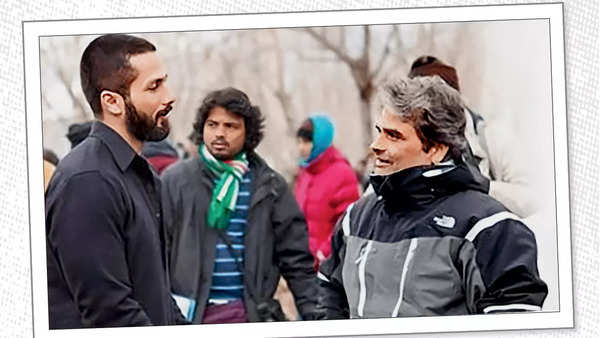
[24,3,573,337]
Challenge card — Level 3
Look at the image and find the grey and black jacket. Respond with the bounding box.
[317,160,547,319]
[161,152,318,323]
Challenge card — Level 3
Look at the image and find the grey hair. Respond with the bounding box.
[377,75,467,159]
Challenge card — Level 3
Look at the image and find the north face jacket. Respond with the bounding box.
[161,151,318,323]
[317,160,547,319]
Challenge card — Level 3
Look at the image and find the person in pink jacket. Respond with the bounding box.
[294,115,360,269]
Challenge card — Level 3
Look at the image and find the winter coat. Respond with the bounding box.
[161,152,318,323]
[317,160,547,319]
[294,146,360,260]
[464,108,536,217]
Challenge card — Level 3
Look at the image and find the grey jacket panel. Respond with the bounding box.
[341,235,485,318]
[342,237,411,318]
[456,240,487,314]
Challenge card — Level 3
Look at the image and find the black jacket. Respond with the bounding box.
[317,160,547,319]
[45,122,185,328]
[161,152,318,323]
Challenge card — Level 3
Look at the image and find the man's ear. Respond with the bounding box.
[427,144,449,164]
[100,90,124,117]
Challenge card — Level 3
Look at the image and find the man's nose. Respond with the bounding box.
[370,134,385,155]
[214,125,226,137]
[163,84,176,105]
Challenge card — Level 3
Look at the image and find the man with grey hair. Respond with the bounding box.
[316,76,547,319]
[408,55,535,217]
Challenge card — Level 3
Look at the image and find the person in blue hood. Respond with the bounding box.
[295,114,359,269]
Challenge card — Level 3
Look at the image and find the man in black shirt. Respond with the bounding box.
[45,34,185,328]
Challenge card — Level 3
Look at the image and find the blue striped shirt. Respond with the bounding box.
[208,174,251,302]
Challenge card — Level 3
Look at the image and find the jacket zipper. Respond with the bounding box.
[391,238,418,317]
[355,240,373,317]
[244,172,276,305]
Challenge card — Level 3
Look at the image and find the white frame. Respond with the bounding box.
[24,3,573,337]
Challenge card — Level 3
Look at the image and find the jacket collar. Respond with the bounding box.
[89,121,137,172]
[369,159,488,208]
[303,146,343,174]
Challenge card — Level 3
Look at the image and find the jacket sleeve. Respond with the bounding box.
[316,208,350,319]
[466,214,548,313]
[46,172,153,327]
[272,182,319,320]
[160,172,189,324]
[482,120,537,217]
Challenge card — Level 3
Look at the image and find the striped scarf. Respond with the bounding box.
[199,143,249,229]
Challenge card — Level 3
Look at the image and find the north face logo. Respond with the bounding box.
[433,215,456,228]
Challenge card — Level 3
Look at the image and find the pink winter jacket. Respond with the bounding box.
[294,146,360,263]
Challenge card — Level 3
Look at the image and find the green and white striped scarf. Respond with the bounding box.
[199,143,249,229]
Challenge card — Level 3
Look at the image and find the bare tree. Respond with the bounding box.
[304,26,396,153]
[40,25,479,167]
[269,31,296,136]
[40,36,91,120]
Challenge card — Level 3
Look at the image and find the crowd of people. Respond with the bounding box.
[43,33,547,328]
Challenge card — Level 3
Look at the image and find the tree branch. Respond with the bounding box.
[291,50,340,63]
[371,26,397,81]
[362,25,370,62]
[303,27,355,65]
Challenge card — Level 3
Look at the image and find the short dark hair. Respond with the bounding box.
[80,34,156,117]
[43,148,59,166]
[378,76,467,160]
[191,87,265,152]
[296,119,313,141]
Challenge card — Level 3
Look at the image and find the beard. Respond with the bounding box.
[124,98,171,142]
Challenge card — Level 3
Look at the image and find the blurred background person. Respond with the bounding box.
[142,139,179,174]
[408,55,535,217]
[177,131,201,160]
[43,148,59,166]
[42,148,59,191]
[294,114,360,269]
[66,121,93,149]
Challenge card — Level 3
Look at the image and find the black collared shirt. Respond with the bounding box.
[45,121,184,328]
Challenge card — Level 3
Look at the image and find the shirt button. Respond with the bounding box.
[156,213,160,219]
